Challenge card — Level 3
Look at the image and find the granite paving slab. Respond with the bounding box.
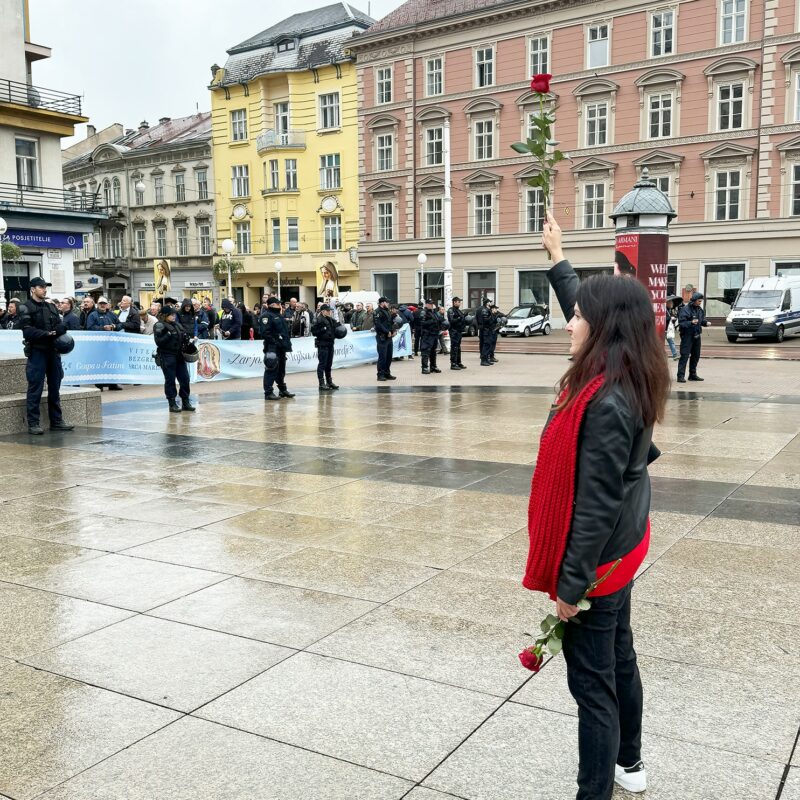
[35,716,412,800]
[197,652,501,781]
[25,614,291,712]
[203,510,346,546]
[0,663,179,800]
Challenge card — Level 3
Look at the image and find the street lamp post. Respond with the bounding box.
[274,261,283,300]
[417,252,427,304]
[221,238,235,301]
[0,216,7,310]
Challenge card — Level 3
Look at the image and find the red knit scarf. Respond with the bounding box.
[523,375,605,600]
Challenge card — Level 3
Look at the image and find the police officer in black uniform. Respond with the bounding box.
[476,297,493,366]
[19,277,74,435]
[488,304,502,363]
[419,299,443,375]
[259,296,295,400]
[374,296,396,382]
[311,304,339,392]
[153,304,195,413]
[447,296,468,371]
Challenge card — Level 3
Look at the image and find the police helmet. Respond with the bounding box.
[182,343,200,363]
[264,350,279,370]
[54,334,75,355]
[334,323,348,339]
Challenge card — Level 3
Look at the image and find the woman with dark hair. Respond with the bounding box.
[614,250,637,277]
[523,212,670,800]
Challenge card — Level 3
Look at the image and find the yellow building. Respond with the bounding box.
[209,2,373,307]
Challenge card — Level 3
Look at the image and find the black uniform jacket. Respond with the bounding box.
[153,320,188,355]
[311,315,336,346]
[259,310,292,353]
[545,259,660,603]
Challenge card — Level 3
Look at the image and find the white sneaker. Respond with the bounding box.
[614,761,647,793]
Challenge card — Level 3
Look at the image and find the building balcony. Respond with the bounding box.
[0,182,108,220]
[256,129,306,153]
[0,77,83,117]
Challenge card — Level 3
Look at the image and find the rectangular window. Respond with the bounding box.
[235,221,251,254]
[231,165,250,197]
[323,216,342,251]
[174,173,186,202]
[704,263,745,317]
[287,217,299,252]
[426,57,443,96]
[526,187,545,233]
[377,201,394,241]
[587,24,610,68]
[269,159,279,190]
[474,193,493,235]
[475,119,494,160]
[319,92,341,129]
[199,224,211,256]
[285,159,298,190]
[15,137,38,189]
[376,133,393,171]
[718,83,744,130]
[651,10,674,56]
[467,271,496,307]
[274,102,289,140]
[585,102,608,146]
[721,0,746,44]
[648,93,673,138]
[529,35,550,76]
[654,175,671,199]
[135,228,147,258]
[476,47,494,88]
[108,230,123,259]
[319,154,341,189]
[426,197,443,238]
[271,218,281,252]
[584,183,606,229]
[196,169,208,200]
[791,165,800,215]
[715,171,741,221]
[426,127,443,166]
[230,109,248,141]
[176,225,188,256]
[155,227,167,258]
[376,66,392,104]
[154,175,164,204]
[373,273,399,304]
[519,270,550,305]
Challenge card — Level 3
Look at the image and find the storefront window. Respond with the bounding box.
[704,263,745,317]
[518,271,550,306]
[776,261,800,278]
[416,270,444,305]
[373,272,399,304]
[467,271,496,308]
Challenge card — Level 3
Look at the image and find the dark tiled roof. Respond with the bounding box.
[367,0,517,33]
[229,2,372,54]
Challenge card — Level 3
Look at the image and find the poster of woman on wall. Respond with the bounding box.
[153,259,171,301]
[319,261,339,300]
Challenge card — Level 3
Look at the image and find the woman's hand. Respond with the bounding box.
[556,596,580,622]
[541,211,565,264]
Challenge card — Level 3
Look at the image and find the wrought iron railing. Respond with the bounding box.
[256,129,306,152]
[0,78,83,116]
[0,182,104,213]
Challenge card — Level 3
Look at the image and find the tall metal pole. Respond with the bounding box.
[443,120,453,309]
[0,217,7,310]
[277,270,281,299]
[226,253,232,299]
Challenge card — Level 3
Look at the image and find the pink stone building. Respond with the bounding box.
[351,0,800,323]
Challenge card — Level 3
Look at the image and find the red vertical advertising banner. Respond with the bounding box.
[615,232,668,338]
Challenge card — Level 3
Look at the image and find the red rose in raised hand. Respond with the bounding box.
[519,648,543,673]
[530,73,552,94]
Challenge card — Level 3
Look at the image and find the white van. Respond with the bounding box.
[725,276,800,343]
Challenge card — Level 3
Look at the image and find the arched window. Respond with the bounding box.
[108,228,123,258]
[102,179,112,207]
[112,177,121,205]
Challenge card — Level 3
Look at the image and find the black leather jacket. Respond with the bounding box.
[259,309,292,353]
[19,299,64,350]
[311,315,336,346]
[447,306,467,334]
[546,259,659,603]
[153,319,188,355]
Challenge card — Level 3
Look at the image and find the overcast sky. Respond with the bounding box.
[30,0,405,145]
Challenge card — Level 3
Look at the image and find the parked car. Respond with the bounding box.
[499,304,551,337]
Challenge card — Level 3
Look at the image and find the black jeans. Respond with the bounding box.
[677,335,702,379]
[563,582,643,800]
[376,335,393,376]
[317,343,334,383]
[26,348,63,427]
[160,353,190,403]
[450,330,463,365]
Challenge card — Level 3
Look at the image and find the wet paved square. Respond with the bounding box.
[1,357,798,799]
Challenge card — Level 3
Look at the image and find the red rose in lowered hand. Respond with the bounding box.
[519,647,543,673]
[530,73,552,94]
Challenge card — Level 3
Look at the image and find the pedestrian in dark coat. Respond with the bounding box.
[676,293,708,383]
[218,299,242,340]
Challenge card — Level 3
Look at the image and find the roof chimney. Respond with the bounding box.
[86,124,96,137]
[125,129,134,135]
[159,116,171,125]
[138,120,149,132]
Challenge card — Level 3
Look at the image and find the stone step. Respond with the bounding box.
[0,386,102,435]
[0,356,28,396]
